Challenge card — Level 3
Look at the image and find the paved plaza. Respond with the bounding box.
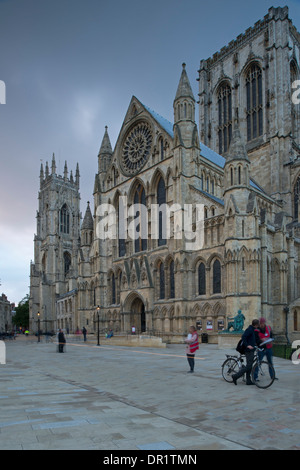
[0,336,299,451]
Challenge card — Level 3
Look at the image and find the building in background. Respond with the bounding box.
[0,294,14,332]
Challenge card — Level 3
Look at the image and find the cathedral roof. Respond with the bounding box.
[142,103,174,137]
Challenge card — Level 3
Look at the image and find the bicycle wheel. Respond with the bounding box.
[222,357,240,382]
[251,360,275,389]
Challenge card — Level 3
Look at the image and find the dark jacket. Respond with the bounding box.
[242,325,261,350]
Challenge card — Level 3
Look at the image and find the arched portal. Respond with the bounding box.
[131,297,146,333]
[123,292,146,333]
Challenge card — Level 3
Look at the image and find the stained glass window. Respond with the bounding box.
[64,252,71,276]
[198,262,206,295]
[60,204,70,234]
[170,260,175,299]
[112,273,116,304]
[157,177,166,246]
[159,262,165,299]
[213,259,221,294]
[118,197,126,257]
[134,184,147,253]
[246,63,263,141]
[217,83,232,154]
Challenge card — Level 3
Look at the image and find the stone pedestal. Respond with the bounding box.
[218,332,242,349]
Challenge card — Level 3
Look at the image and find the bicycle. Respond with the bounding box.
[222,346,276,389]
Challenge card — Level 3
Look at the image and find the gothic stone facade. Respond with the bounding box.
[30,6,300,342]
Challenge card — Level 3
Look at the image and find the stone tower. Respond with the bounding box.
[198,5,300,217]
[29,154,81,332]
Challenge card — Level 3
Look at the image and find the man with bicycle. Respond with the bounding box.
[232,319,261,386]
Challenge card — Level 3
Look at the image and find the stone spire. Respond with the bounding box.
[174,63,195,102]
[81,201,94,231]
[173,63,196,126]
[98,126,113,173]
[64,161,68,181]
[75,163,80,189]
[227,123,250,163]
[51,153,56,174]
[40,162,44,187]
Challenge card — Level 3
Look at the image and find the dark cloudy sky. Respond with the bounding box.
[1,0,300,305]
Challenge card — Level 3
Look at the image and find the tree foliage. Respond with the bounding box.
[13,295,29,328]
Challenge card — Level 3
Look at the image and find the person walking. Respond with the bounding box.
[185,326,199,373]
[232,319,261,385]
[58,329,66,353]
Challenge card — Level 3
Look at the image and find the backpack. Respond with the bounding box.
[236,338,246,354]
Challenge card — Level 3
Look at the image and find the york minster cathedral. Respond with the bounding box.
[30,6,300,343]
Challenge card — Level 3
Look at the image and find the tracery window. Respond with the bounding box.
[64,252,71,276]
[246,63,263,141]
[169,260,175,299]
[159,261,165,299]
[60,204,70,234]
[111,273,116,304]
[133,184,147,253]
[294,176,300,221]
[157,177,166,246]
[198,262,206,295]
[217,82,232,154]
[213,259,221,294]
[291,60,299,140]
[118,197,126,257]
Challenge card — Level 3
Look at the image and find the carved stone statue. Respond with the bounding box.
[224,309,245,332]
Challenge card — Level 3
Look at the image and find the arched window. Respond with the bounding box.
[157,177,166,246]
[294,310,298,331]
[169,260,175,299]
[291,60,299,139]
[217,82,232,154]
[133,184,147,253]
[160,138,164,161]
[118,197,126,257]
[294,176,300,221]
[159,261,165,299]
[198,262,206,295]
[213,259,221,294]
[60,204,70,234]
[111,273,116,304]
[64,252,71,276]
[246,63,263,141]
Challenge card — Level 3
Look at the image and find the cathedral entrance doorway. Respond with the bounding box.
[130,296,146,333]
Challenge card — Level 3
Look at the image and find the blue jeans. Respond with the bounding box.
[254,348,274,380]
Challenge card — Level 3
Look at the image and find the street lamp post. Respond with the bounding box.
[37,312,40,343]
[97,305,100,346]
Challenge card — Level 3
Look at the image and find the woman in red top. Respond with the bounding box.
[258,317,276,378]
[185,326,199,373]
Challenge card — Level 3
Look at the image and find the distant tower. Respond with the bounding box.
[29,154,81,331]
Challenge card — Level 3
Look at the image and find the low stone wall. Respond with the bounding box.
[87,334,167,348]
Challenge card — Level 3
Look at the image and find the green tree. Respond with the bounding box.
[13,295,29,329]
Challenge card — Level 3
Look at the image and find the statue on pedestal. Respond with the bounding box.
[224,309,245,333]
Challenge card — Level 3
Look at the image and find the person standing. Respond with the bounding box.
[82,326,87,342]
[257,317,276,379]
[232,319,261,385]
[58,329,66,353]
[185,326,199,373]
